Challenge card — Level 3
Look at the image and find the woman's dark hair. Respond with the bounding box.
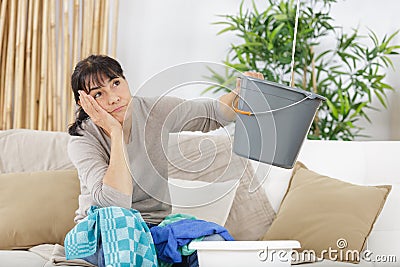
[68,54,125,136]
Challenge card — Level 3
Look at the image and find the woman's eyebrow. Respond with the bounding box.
[88,78,112,91]
[89,86,101,92]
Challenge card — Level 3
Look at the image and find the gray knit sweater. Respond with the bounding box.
[68,96,232,224]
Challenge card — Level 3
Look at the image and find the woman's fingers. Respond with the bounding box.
[86,94,101,113]
[78,91,88,112]
[79,91,101,117]
[79,91,94,115]
[235,71,264,94]
[243,71,264,80]
[78,90,121,134]
[235,77,241,93]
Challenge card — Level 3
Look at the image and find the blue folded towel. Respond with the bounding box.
[150,219,234,263]
[64,206,157,267]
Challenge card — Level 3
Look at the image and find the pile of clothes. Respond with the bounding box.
[64,206,233,267]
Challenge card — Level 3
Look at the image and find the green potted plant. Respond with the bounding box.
[206,0,400,140]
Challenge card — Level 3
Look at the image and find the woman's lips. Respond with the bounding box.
[111,105,125,113]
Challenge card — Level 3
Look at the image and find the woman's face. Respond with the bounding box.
[86,74,132,124]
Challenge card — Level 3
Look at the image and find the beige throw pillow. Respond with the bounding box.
[223,162,275,241]
[0,170,80,249]
[262,162,391,263]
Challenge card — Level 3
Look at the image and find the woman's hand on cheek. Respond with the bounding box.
[78,91,122,135]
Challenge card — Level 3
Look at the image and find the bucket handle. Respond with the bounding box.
[232,93,315,116]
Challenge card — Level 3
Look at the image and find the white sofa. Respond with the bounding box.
[0,129,399,267]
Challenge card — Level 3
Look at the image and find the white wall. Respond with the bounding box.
[330,0,400,140]
[117,0,400,140]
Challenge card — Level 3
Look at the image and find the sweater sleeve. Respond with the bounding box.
[153,96,233,133]
[67,135,132,209]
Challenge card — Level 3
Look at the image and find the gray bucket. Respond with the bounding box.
[233,77,326,169]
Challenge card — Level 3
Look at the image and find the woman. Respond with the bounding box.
[67,54,263,266]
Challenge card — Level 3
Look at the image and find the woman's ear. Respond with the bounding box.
[77,100,81,106]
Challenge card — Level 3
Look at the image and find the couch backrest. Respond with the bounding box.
[256,140,400,259]
[0,129,74,173]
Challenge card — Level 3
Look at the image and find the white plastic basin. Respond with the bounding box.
[189,240,301,267]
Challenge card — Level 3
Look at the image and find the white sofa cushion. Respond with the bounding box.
[168,178,239,226]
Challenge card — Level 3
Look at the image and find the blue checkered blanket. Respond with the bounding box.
[64,206,157,267]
